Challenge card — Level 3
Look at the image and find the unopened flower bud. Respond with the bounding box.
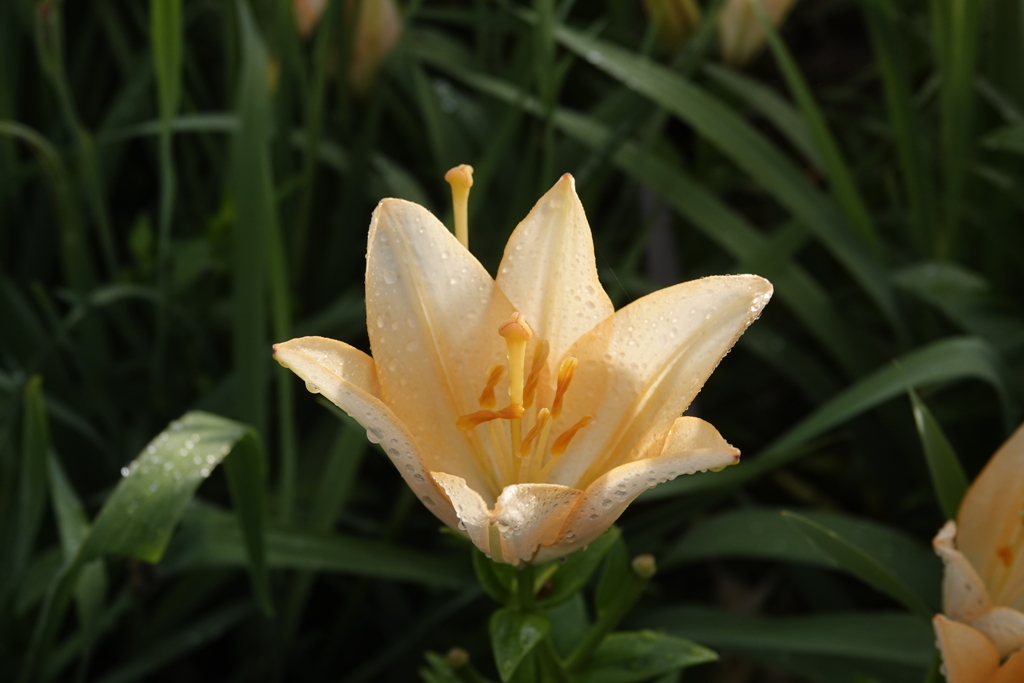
[631,554,657,579]
[349,0,402,97]
[717,0,798,67]
[643,0,702,52]
[445,647,469,669]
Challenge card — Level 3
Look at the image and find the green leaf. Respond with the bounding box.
[702,63,821,168]
[908,388,969,520]
[150,0,183,121]
[538,526,620,608]
[165,503,473,589]
[221,431,273,615]
[647,336,1010,498]
[663,507,940,610]
[409,44,874,378]
[91,602,252,683]
[781,511,933,619]
[490,608,551,682]
[579,631,717,683]
[861,0,936,247]
[594,536,631,616]
[551,23,903,334]
[549,594,590,658]
[752,0,882,254]
[13,376,50,580]
[474,547,516,603]
[983,124,1024,155]
[85,412,249,562]
[229,0,272,435]
[640,605,934,666]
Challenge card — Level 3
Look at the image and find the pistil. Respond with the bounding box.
[444,164,474,249]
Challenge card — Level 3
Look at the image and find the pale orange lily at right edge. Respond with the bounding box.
[933,423,1024,683]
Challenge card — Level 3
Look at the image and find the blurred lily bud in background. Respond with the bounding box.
[293,0,327,37]
[348,0,402,97]
[643,0,702,52]
[717,0,798,66]
[291,0,402,97]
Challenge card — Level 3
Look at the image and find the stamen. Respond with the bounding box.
[444,164,474,249]
[550,415,592,457]
[522,340,549,409]
[456,404,524,431]
[478,363,506,409]
[499,313,533,454]
[551,357,579,419]
[518,408,551,458]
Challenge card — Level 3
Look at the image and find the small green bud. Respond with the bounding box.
[631,554,657,579]
[445,647,469,669]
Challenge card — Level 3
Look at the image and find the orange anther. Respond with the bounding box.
[457,404,525,431]
[518,409,551,458]
[551,357,578,419]
[478,363,506,409]
[550,415,592,457]
[498,312,533,343]
[522,340,550,409]
[997,545,1014,568]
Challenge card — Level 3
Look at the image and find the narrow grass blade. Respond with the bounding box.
[663,507,941,610]
[229,0,272,434]
[931,0,982,256]
[163,503,473,589]
[19,411,266,683]
[648,336,1011,498]
[702,63,821,168]
[550,23,904,336]
[150,0,184,394]
[410,46,876,377]
[782,511,933,619]
[90,603,253,683]
[907,388,968,520]
[11,377,50,591]
[640,605,934,667]
[861,0,936,249]
[752,0,882,255]
[221,431,273,615]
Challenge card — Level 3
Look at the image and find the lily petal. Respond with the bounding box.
[971,606,1024,659]
[431,472,581,565]
[993,648,1024,683]
[536,417,739,563]
[551,275,771,489]
[957,423,1024,607]
[495,174,614,387]
[273,337,460,530]
[366,199,514,499]
[935,520,994,623]
[933,615,1000,683]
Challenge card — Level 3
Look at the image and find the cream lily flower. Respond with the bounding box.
[273,171,772,565]
[933,423,1024,682]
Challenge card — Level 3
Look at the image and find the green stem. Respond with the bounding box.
[516,563,537,612]
[565,563,650,673]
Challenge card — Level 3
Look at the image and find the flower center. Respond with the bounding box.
[457,312,592,487]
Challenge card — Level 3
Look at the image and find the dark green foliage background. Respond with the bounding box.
[1,0,1023,680]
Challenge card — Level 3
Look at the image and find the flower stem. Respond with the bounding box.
[516,563,536,611]
[564,555,655,672]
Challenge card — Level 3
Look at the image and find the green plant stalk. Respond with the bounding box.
[751,0,883,258]
[534,0,556,186]
[861,0,936,253]
[34,1,118,279]
[516,563,537,612]
[292,0,336,275]
[564,564,649,672]
[150,0,183,400]
[932,0,981,257]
